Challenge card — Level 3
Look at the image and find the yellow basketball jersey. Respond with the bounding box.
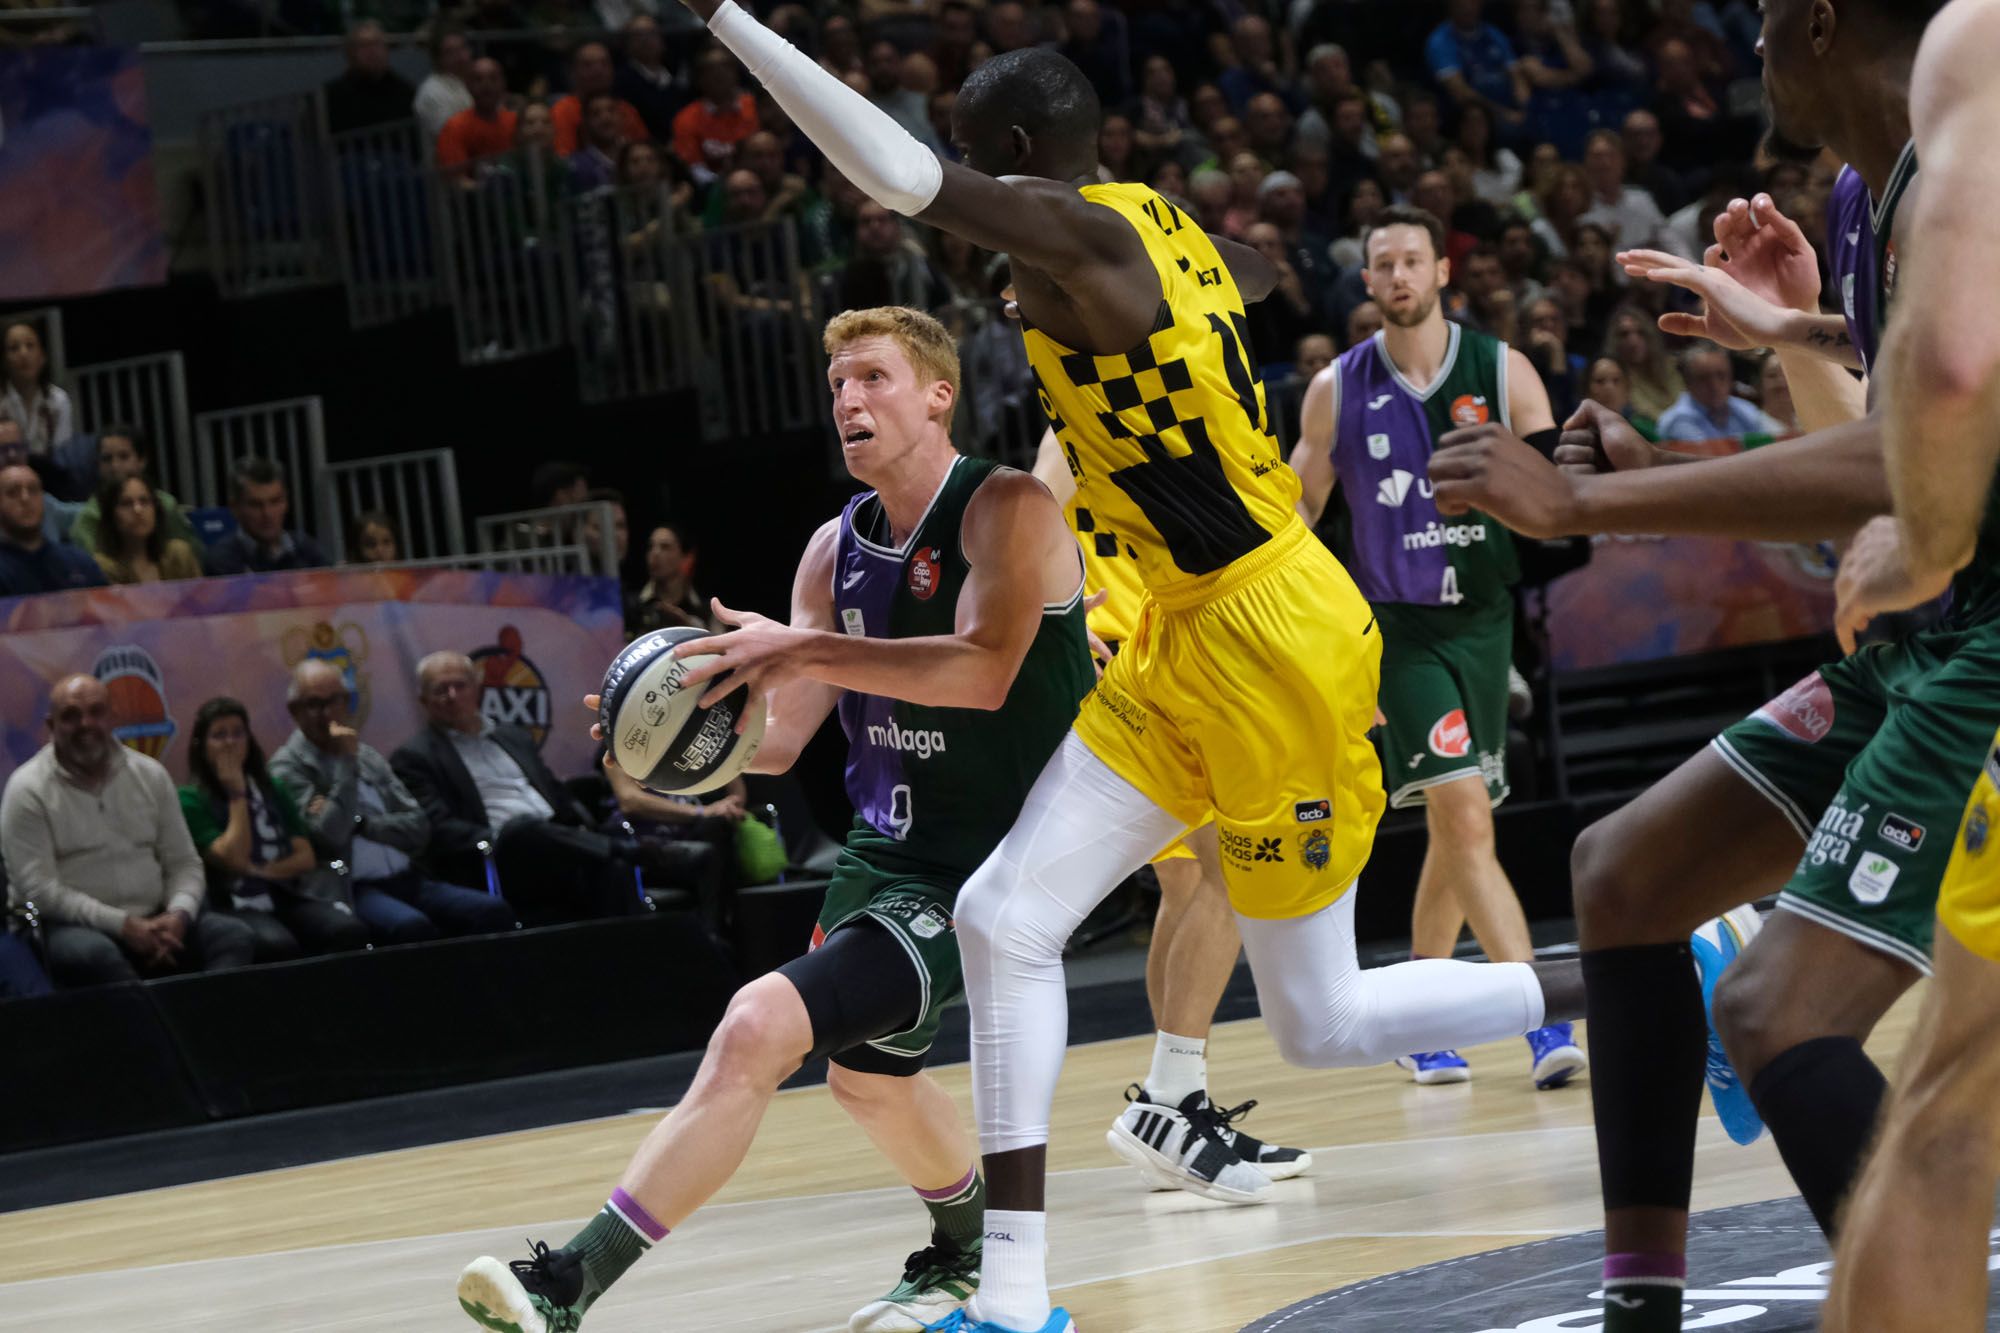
[1025,184,1303,597]
[1941,732,2000,962]
[1066,500,1147,645]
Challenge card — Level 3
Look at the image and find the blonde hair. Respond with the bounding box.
[823,306,961,427]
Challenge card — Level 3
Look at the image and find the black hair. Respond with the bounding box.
[99,423,147,459]
[957,47,1102,161]
[187,696,274,803]
[229,455,284,502]
[347,508,399,560]
[1362,204,1447,261]
[94,473,166,566]
[529,460,589,506]
[1856,0,1953,32]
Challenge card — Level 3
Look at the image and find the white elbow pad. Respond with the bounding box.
[709,1,944,217]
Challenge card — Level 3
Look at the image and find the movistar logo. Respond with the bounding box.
[1401,520,1488,550]
[866,723,948,759]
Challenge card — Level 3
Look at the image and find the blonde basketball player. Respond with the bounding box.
[670,4,1587,1328]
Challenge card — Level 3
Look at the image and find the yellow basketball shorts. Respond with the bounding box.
[1074,520,1386,920]
[1940,730,2000,962]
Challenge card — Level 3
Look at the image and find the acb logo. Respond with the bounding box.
[471,625,552,748]
[1449,394,1490,427]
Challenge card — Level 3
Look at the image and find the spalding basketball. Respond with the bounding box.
[599,627,766,795]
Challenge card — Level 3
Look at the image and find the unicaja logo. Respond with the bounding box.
[867,723,947,759]
[1375,468,1433,507]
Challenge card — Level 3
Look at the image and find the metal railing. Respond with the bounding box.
[192,396,328,533]
[327,119,438,328]
[375,544,598,575]
[70,352,194,497]
[671,215,824,439]
[200,93,332,298]
[562,181,702,404]
[317,447,464,564]
[433,144,568,365]
[474,500,619,579]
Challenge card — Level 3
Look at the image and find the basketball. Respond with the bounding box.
[598,627,766,796]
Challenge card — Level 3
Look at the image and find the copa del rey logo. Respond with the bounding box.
[1755,672,1835,744]
[907,546,943,600]
[1450,394,1491,427]
[1429,708,1472,759]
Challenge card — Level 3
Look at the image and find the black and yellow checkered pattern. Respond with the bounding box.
[1021,183,1300,593]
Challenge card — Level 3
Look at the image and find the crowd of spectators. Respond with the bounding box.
[298,0,1820,454]
[1,0,1839,997]
[0,626,756,996]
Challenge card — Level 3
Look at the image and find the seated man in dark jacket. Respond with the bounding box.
[272,659,516,943]
[390,651,637,925]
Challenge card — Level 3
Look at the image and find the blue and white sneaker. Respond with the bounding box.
[925,1306,1076,1332]
[1690,905,1765,1145]
[1395,1050,1471,1084]
[1525,1022,1587,1089]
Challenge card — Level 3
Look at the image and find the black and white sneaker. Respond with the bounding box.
[1105,1086,1274,1205]
[1206,1095,1312,1181]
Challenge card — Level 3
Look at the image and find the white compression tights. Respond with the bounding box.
[957,733,1548,1156]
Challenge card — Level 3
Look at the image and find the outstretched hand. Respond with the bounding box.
[1429,422,1584,539]
[670,597,813,721]
[1619,194,1822,349]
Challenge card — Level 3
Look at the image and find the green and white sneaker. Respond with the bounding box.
[458,1241,591,1333]
[848,1238,981,1332]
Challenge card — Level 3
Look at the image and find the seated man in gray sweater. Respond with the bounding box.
[0,675,255,986]
[270,659,515,943]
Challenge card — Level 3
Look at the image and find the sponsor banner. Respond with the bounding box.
[1546,437,1837,671]
[0,570,625,781]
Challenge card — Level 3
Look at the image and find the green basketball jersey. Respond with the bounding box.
[1329,323,1521,612]
[831,456,1095,881]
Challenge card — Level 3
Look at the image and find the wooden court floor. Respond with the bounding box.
[0,993,1924,1332]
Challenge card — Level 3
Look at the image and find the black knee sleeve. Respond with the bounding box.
[776,917,926,1073]
[1583,942,1709,1211]
[1749,1035,1888,1237]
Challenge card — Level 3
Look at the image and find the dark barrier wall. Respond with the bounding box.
[2,911,738,1153]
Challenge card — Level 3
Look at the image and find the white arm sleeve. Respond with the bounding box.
[708,1,944,217]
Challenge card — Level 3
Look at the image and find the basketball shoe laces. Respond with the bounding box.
[899,1240,979,1292]
[508,1239,587,1332]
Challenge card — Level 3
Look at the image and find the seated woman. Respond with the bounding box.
[180,697,370,960]
[1586,355,1661,440]
[68,426,203,555]
[627,521,716,634]
[91,474,201,585]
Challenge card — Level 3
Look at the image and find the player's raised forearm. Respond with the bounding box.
[1576,418,1890,540]
[1778,312,1865,371]
[796,629,1030,711]
[1776,347,1868,433]
[705,1,942,217]
[1878,5,2000,580]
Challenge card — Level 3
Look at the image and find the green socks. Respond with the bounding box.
[916,1166,985,1250]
